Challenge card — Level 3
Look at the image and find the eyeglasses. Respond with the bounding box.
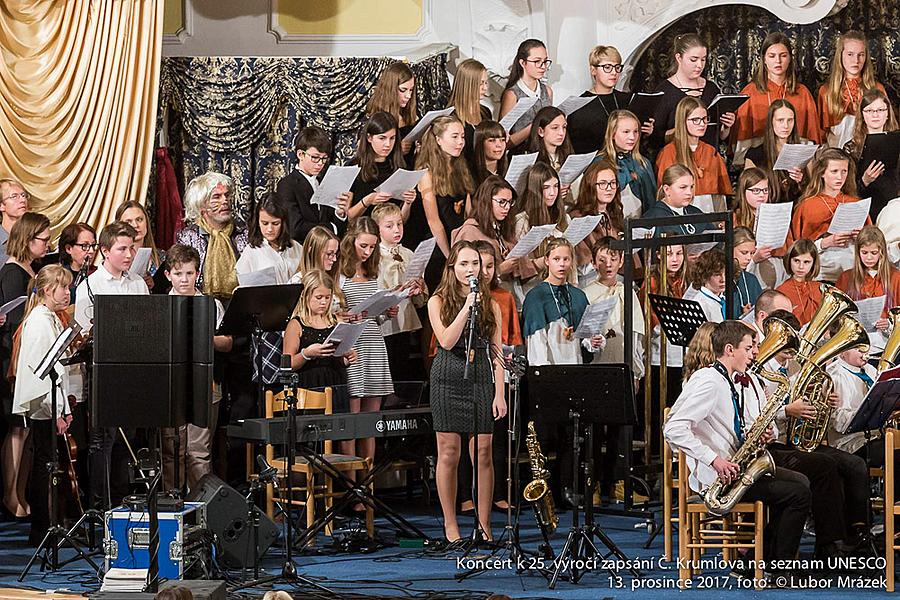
[686,116,709,125]
[2,192,28,202]
[862,107,889,115]
[747,187,769,195]
[33,235,51,244]
[324,251,339,259]
[302,151,329,165]
[525,58,552,69]
[593,63,624,73]
[492,197,513,209]
[594,180,617,190]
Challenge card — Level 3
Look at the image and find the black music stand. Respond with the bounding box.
[529,364,641,589]
[647,294,707,347]
[218,284,302,406]
[20,324,99,581]
[846,367,900,434]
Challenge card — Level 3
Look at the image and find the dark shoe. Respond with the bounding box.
[815,540,852,561]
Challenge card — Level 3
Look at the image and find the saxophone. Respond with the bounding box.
[787,285,870,452]
[523,421,558,535]
[702,316,798,516]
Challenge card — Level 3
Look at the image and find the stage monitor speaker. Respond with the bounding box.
[94,295,189,364]
[187,474,277,568]
[92,364,192,429]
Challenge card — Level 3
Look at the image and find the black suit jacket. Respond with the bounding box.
[275,169,347,243]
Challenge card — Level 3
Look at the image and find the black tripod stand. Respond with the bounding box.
[230,356,332,595]
[20,324,99,580]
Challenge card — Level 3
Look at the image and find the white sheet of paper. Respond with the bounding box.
[311,165,360,208]
[130,247,152,277]
[686,241,719,255]
[402,237,436,281]
[507,224,557,259]
[557,152,597,186]
[323,322,367,356]
[620,186,642,220]
[828,197,871,233]
[855,295,885,332]
[575,296,619,338]
[556,95,594,117]
[691,194,714,213]
[564,215,604,247]
[629,227,655,254]
[402,107,455,143]
[504,152,538,195]
[772,143,820,171]
[238,266,278,287]
[499,96,538,130]
[351,288,403,317]
[754,202,794,248]
[375,168,427,199]
[830,114,857,149]
[0,295,26,316]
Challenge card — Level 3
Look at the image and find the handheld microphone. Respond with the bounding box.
[73,257,91,289]
[467,275,479,293]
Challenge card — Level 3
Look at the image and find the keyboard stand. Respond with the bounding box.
[291,441,431,549]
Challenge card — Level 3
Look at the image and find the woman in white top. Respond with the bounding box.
[12,265,73,545]
[236,196,303,284]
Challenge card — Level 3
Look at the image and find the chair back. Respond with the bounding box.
[266,387,335,456]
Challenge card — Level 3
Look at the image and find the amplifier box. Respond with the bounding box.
[104,501,206,580]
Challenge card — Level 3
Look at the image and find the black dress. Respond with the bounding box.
[430,328,493,434]
[0,262,31,416]
[292,318,347,390]
[349,161,402,219]
[423,193,467,293]
[568,90,630,154]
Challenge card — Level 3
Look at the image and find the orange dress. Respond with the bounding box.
[735,79,821,144]
[788,192,868,245]
[776,279,823,325]
[655,142,733,195]
[639,274,685,329]
[816,79,886,132]
[835,267,900,317]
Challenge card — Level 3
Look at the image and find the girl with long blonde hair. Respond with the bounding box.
[744,99,806,204]
[366,61,417,154]
[600,109,656,214]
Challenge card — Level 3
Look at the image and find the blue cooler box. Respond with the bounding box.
[104,501,206,580]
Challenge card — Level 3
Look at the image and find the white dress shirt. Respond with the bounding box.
[12,305,69,420]
[74,263,150,331]
[827,357,878,453]
[696,286,726,323]
[235,240,303,284]
[664,365,767,491]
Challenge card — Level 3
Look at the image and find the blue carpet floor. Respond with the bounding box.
[0,501,893,599]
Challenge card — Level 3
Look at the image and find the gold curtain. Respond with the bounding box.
[0,0,162,236]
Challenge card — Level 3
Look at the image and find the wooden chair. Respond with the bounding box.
[676,450,765,588]
[261,387,374,544]
[662,408,678,561]
[884,429,900,591]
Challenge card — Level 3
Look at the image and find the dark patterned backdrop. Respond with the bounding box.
[152,50,452,221]
[632,0,899,103]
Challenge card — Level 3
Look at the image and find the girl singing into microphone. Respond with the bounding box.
[428,240,506,543]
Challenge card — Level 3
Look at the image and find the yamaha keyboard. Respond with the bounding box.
[227,406,432,444]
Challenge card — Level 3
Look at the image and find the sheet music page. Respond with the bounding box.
[507,224,556,259]
[564,215,603,246]
[375,169,427,199]
[828,197,871,233]
[754,202,793,248]
[772,143,820,171]
[129,247,153,277]
[402,107,454,143]
[350,288,403,316]
[402,238,436,281]
[311,166,360,207]
[855,295,885,332]
[556,95,594,117]
[557,152,597,186]
[574,295,619,338]
[499,96,538,130]
[691,194,714,213]
[504,152,538,195]
[323,322,367,356]
[238,266,279,287]
[0,295,26,316]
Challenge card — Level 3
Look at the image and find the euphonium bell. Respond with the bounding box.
[750,316,800,375]
[878,307,900,372]
[798,283,859,359]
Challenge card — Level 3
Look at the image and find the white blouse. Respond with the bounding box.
[235,241,303,284]
[13,305,69,420]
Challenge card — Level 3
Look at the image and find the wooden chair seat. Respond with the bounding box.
[273,454,369,468]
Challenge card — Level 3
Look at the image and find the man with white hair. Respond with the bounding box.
[175,172,248,300]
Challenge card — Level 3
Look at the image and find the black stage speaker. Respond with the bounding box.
[187,474,278,568]
[92,295,214,428]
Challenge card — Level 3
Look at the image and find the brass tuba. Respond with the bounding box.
[877,307,900,372]
[523,421,558,536]
[787,313,870,451]
[702,317,799,516]
[797,283,859,359]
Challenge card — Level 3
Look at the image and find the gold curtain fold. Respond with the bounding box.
[0,0,162,237]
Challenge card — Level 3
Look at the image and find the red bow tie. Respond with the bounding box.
[733,373,751,387]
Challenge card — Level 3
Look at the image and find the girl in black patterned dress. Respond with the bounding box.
[428,240,506,542]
